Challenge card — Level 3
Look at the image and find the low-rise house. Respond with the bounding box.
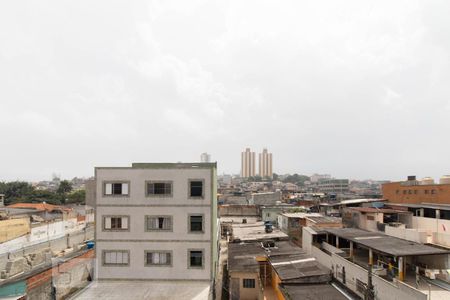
[302,227,450,300]
[250,191,282,206]
[7,202,73,221]
[278,212,342,246]
[319,198,387,217]
[228,241,347,300]
[260,204,294,225]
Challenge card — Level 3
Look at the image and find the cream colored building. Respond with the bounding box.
[94,163,218,287]
[241,148,256,178]
[258,148,272,178]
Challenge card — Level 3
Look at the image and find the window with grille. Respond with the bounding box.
[145,251,172,266]
[147,182,172,196]
[243,279,255,288]
[146,216,172,231]
[103,250,129,266]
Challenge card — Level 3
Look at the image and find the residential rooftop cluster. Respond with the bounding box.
[1,158,450,300]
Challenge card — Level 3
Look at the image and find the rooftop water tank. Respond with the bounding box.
[420,177,435,185]
[440,175,450,185]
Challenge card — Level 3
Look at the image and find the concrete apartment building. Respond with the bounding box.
[241,148,256,178]
[94,163,218,287]
[382,175,450,204]
[258,148,272,178]
[315,178,349,194]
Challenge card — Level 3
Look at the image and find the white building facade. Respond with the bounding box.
[94,163,218,286]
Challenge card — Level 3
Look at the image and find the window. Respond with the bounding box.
[403,190,407,195]
[189,180,203,198]
[147,182,172,196]
[425,190,429,194]
[243,279,255,288]
[103,250,129,266]
[103,216,129,231]
[431,189,436,194]
[145,251,172,266]
[146,216,172,231]
[104,182,129,196]
[189,250,203,268]
[189,215,203,232]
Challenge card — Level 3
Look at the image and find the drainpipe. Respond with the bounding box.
[349,241,354,260]
[398,257,404,281]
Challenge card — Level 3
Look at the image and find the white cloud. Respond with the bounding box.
[0,0,449,181]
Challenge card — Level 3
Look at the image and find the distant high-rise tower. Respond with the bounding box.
[241,148,256,178]
[259,148,273,178]
[200,152,211,163]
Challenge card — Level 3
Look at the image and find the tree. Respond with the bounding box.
[0,181,34,205]
[57,180,72,195]
[272,173,279,181]
[57,180,73,204]
[67,189,86,204]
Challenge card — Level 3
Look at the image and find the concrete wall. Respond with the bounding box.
[85,179,96,207]
[433,232,450,247]
[0,220,90,255]
[219,205,258,217]
[229,271,261,300]
[25,249,94,300]
[302,227,314,255]
[0,218,30,243]
[0,226,94,271]
[412,216,450,234]
[261,207,282,224]
[384,226,429,244]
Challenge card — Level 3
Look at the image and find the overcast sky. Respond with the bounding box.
[1,0,449,182]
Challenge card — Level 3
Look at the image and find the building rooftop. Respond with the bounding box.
[320,198,387,207]
[228,243,265,272]
[280,212,322,219]
[280,284,348,300]
[348,207,410,214]
[220,216,259,224]
[232,221,288,242]
[7,202,71,212]
[389,203,450,211]
[72,280,210,300]
[228,241,304,273]
[0,207,42,216]
[270,254,330,282]
[96,162,217,170]
[305,216,342,224]
[324,228,450,257]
